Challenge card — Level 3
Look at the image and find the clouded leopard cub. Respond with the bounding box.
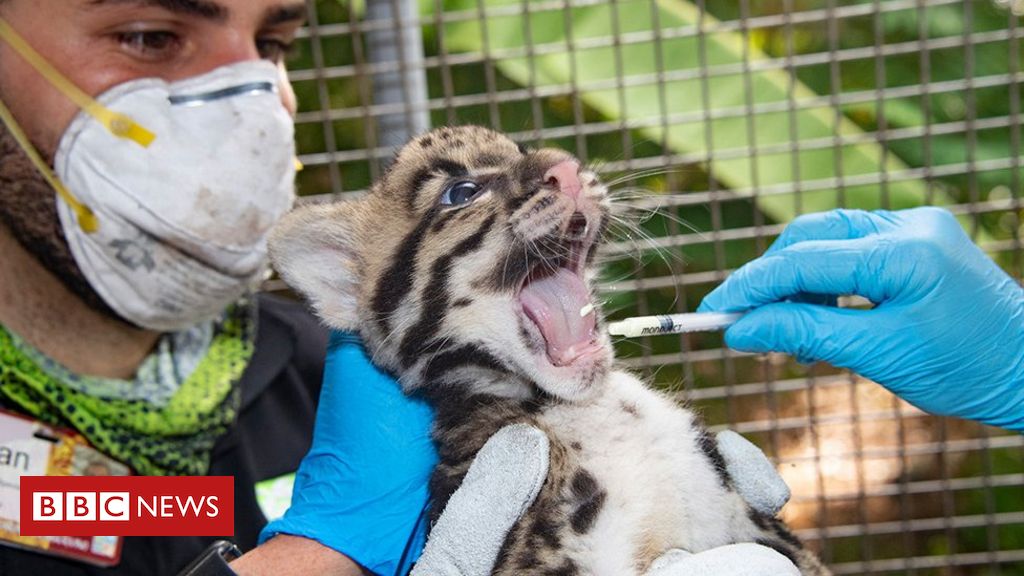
[270,126,830,575]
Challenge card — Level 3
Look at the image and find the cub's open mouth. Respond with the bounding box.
[518,237,601,367]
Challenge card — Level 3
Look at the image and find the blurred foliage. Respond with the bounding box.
[438,0,939,218]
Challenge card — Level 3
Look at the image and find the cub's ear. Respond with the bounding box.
[269,202,364,331]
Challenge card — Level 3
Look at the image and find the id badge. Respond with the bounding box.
[0,408,130,567]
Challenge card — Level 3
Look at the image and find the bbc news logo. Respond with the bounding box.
[21,476,233,536]
[33,492,132,521]
[32,491,220,522]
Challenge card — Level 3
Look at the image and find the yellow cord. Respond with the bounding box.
[0,18,155,148]
[0,98,98,233]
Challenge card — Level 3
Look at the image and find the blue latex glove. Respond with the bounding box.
[259,332,438,575]
[699,207,1024,432]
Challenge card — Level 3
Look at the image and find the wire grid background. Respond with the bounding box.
[280,0,1024,573]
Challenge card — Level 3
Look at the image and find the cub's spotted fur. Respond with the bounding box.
[270,126,830,575]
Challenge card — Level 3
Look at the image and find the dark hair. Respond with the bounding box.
[0,127,121,318]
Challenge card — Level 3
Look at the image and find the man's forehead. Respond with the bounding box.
[85,0,307,25]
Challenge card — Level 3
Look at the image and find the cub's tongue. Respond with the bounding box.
[520,268,597,366]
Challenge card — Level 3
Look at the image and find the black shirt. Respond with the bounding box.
[0,294,328,576]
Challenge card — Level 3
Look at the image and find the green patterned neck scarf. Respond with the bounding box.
[0,304,255,476]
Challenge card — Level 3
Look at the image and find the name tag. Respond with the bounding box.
[0,408,129,567]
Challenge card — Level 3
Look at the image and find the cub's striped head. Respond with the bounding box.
[271,126,612,402]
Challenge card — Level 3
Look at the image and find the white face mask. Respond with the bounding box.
[55,61,297,331]
[0,19,296,332]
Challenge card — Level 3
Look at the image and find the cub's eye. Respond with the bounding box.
[441,181,483,206]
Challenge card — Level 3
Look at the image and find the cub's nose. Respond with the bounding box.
[544,159,582,199]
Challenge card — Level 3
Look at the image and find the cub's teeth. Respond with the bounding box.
[579,303,595,317]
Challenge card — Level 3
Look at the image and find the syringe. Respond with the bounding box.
[607,312,744,338]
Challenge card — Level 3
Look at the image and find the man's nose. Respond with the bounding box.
[197,34,264,71]
[544,159,582,199]
[276,63,297,116]
[191,40,297,115]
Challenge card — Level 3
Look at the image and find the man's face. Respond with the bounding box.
[0,0,306,160]
[0,0,306,321]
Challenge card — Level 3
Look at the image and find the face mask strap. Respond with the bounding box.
[0,97,99,233]
[0,16,149,234]
[0,18,155,148]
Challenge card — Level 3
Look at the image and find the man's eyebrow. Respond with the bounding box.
[88,0,229,22]
[263,4,308,27]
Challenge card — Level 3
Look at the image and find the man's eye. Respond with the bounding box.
[117,31,181,59]
[441,181,483,206]
[257,39,295,64]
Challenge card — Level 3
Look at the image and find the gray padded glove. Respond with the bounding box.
[411,424,549,576]
[413,426,794,575]
[646,545,800,576]
[715,430,791,516]
[646,432,798,574]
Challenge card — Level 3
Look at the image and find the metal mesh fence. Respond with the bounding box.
[282,1,1024,573]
